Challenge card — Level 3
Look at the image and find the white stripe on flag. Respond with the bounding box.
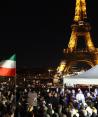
[0,60,16,68]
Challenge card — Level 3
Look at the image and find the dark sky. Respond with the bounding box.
[0,0,98,68]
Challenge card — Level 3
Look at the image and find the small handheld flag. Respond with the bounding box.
[0,54,16,77]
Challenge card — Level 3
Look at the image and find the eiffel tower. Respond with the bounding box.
[55,0,98,78]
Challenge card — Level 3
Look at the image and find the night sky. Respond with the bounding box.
[0,0,98,68]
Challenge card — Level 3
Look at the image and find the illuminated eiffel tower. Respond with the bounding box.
[55,0,98,78]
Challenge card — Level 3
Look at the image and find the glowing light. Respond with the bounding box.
[68,31,77,52]
[85,32,95,51]
[57,61,66,73]
[74,0,87,22]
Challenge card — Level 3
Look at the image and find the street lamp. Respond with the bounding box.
[48,69,51,75]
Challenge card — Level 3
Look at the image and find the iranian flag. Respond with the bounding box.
[0,54,16,77]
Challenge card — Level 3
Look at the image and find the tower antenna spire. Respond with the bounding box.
[74,0,87,22]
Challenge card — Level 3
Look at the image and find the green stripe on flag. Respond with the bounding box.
[9,54,16,61]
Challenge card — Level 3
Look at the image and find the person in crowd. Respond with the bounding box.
[76,88,85,104]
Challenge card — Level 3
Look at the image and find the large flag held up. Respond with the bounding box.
[0,54,16,77]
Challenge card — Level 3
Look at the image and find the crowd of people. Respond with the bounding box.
[0,77,98,117]
[0,78,15,117]
[16,80,98,117]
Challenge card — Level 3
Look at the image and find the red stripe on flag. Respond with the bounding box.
[0,67,16,76]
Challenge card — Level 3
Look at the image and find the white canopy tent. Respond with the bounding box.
[63,65,98,85]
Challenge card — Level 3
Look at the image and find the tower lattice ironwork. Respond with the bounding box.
[55,0,98,78]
